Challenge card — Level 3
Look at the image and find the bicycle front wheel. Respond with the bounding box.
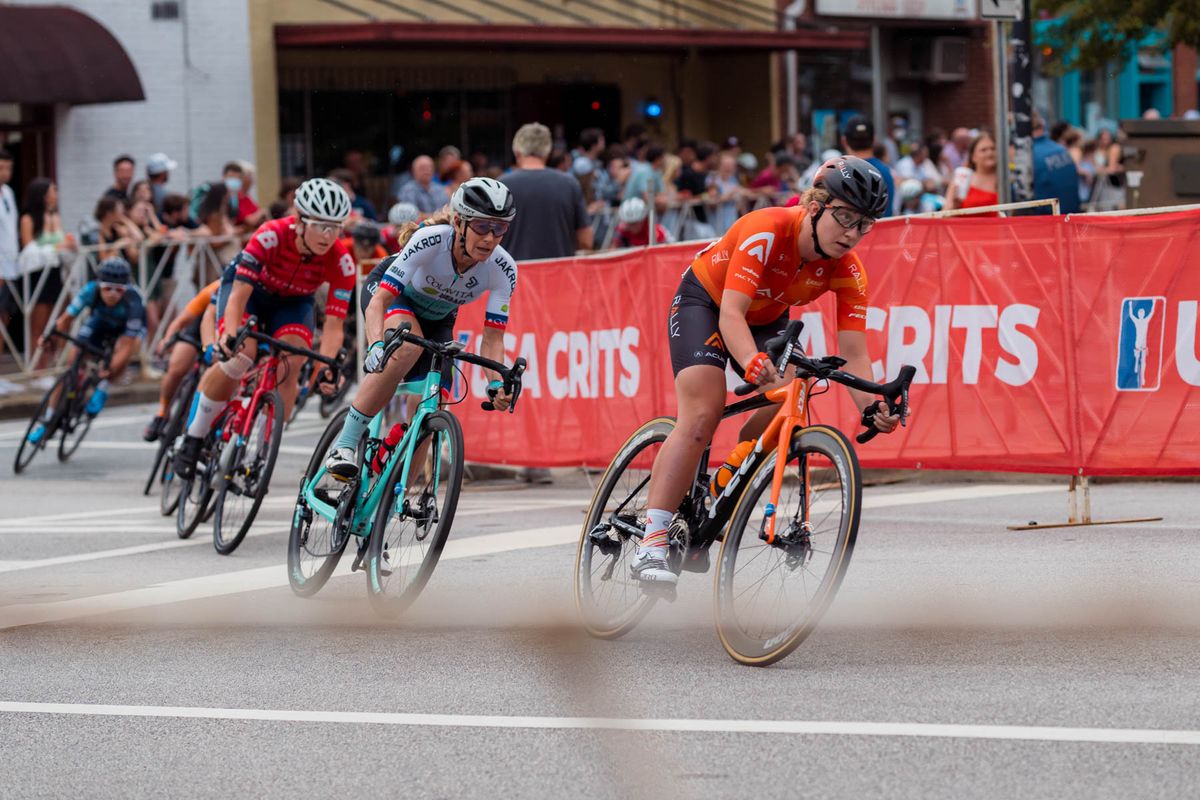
[574,417,674,639]
[288,406,352,596]
[715,425,861,667]
[13,375,66,474]
[213,389,284,555]
[366,410,464,618]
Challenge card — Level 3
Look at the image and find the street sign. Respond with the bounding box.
[981,0,1021,20]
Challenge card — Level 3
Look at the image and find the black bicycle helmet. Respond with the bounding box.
[97,257,132,285]
[350,220,381,247]
[814,155,889,218]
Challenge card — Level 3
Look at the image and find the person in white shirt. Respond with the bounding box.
[895,141,944,195]
[0,149,21,357]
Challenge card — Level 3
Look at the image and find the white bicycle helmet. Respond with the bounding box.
[387,201,420,227]
[451,177,516,221]
[618,197,648,225]
[294,177,352,223]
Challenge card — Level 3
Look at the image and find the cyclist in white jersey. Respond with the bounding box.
[324,178,517,480]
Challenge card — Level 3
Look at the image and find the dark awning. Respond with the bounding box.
[276,22,869,53]
[0,6,144,105]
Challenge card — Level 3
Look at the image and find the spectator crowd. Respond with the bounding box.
[0,107,1147,387]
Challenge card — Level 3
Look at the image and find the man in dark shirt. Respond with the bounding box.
[103,154,135,205]
[500,123,593,483]
[1031,113,1081,215]
[674,141,718,226]
[500,122,593,260]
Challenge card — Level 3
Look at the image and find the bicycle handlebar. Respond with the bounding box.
[381,323,527,413]
[48,328,111,360]
[223,316,347,384]
[732,319,914,444]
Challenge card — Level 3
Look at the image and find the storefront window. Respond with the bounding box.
[795,50,873,155]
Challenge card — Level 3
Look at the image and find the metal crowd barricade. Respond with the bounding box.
[590,190,795,252]
[0,233,247,380]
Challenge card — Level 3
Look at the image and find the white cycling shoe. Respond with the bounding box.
[630,546,678,585]
[324,447,358,482]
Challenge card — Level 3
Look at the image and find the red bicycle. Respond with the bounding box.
[175,317,343,554]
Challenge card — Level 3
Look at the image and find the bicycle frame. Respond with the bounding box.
[301,367,446,538]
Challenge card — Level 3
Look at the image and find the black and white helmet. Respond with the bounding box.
[451,177,516,222]
[295,177,352,223]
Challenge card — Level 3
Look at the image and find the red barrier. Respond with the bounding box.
[450,209,1200,475]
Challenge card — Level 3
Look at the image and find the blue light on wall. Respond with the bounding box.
[643,98,663,119]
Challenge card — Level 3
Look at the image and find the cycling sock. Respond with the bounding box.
[333,405,373,453]
[185,391,225,439]
[640,508,673,551]
[96,379,110,393]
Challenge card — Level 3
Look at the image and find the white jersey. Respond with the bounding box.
[376,224,516,328]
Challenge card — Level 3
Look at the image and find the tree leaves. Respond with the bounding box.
[1033,0,1195,73]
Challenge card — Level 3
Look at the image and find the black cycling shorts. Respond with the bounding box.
[668,269,788,377]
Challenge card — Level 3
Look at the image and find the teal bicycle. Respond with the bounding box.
[287,323,526,616]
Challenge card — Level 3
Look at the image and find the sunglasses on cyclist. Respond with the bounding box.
[99,282,127,293]
[301,218,343,236]
[825,204,876,235]
[466,219,509,238]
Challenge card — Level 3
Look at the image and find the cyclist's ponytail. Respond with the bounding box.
[394,205,454,250]
[800,186,831,207]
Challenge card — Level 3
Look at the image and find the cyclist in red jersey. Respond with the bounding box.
[632,156,906,585]
[174,177,355,479]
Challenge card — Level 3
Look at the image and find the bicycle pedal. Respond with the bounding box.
[679,549,711,574]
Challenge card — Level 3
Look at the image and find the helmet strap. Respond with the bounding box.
[809,205,832,260]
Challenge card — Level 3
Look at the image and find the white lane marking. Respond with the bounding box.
[0,702,1196,746]
[0,505,164,527]
[862,484,1061,508]
[0,483,1066,627]
[0,524,580,629]
[0,440,316,456]
[0,529,290,574]
[0,412,154,442]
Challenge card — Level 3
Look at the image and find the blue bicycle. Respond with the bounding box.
[288,323,526,616]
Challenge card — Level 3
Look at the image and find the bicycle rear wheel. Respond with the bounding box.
[213,388,284,555]
[715,425,861,667]
[365,410,464,618]
[57,374,96,462]
[288,407,353,596]
[574,417,674,639]
[12,375,67,474]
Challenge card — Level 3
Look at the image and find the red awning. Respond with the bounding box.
[0,6,144,105]
[276,22,869,53]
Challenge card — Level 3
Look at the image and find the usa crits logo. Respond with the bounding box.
[1115,296,1165,391]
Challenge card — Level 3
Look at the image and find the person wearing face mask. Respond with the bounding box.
[629,156,904,586]
[173,178,356,479]
[323,178,518,481]
[222,161,266,232]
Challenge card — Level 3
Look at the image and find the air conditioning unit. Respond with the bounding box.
[895,37,969,83]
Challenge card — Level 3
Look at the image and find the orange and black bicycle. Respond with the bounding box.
[574,319,915,666]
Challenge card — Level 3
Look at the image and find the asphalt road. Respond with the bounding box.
[0,403,1197,799]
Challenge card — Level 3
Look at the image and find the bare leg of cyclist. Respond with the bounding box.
[156,343,197,418]
[634,365,727,584]
[274,339,310,419]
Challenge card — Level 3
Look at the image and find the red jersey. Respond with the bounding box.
[236,216,356,318]
[689,205,868,330]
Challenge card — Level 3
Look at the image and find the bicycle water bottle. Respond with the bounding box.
[710,439,756,497]
[370,423,407,474]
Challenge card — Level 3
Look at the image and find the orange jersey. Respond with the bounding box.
[183,280,220,319]
[688,206,869,330]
